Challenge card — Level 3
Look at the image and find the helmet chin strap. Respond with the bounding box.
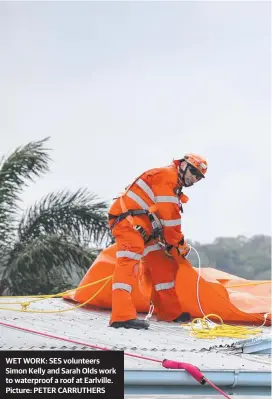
[178,164,191,188]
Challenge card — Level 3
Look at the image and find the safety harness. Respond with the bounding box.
[109,209,164,245]
[108,169,168,245]
[109,166,188,247]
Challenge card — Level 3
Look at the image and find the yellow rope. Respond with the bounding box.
[181,313,266,339]
[0,275,113,299]
[0,275,113,313]
[226,281,271,288]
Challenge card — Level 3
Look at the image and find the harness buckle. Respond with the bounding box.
[133,224,148,241]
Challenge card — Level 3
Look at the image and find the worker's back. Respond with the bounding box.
[109,163,179,217]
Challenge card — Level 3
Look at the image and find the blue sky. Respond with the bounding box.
[0,1,271,243]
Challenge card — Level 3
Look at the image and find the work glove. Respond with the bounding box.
[165,238,191,259]
[178,238,191,258]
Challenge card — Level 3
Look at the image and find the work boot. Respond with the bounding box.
[172,312,191,323]
[110,319,150,330]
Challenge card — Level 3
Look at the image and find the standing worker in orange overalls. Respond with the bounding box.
[108,153,208,330]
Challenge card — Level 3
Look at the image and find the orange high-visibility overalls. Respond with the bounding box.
[108,162,188,324]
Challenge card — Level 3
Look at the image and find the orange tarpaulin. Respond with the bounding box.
[64,244,271,325]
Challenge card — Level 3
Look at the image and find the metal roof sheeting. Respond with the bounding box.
[0,298,270,371]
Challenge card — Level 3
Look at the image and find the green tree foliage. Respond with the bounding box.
[188,235,271,280]
[0,138,111,295]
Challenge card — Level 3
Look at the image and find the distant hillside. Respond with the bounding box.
[188,235,271,280]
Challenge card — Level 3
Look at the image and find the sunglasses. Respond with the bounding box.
[188,165,203,180]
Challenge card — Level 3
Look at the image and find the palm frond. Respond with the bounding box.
[18,189,111,246]
[0,137,51,245]
[0,207,15,252]
[1,234,97,295]
[0,137,51,206]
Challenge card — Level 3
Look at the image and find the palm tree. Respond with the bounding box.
[0,137,111,295]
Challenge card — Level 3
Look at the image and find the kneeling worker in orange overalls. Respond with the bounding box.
[108,153,208,330]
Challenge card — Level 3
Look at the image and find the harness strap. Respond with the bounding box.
[109,209,149,229]
[109,209,164,244]
[117,172,147,225]
[110,173,172,244]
